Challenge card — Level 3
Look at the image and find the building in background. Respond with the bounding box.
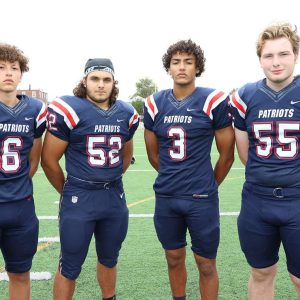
[17,85,48,104]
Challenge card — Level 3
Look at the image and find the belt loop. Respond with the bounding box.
[273,187,284,198]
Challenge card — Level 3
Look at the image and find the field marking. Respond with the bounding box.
[127,169,155,172]
[36,167,244,175]
[39,216,58,220]
[0,272,52,281]
[39,237,60,242]
[38,212,239,220]
[37,242,52,251]
[225,176,244,180]
[127,196,154,208]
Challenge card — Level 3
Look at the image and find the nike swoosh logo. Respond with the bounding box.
[290,100,300,104]
[120,193,124,198]
[25,117,33,120]
[187,108,196,111]
[117,119,124,122]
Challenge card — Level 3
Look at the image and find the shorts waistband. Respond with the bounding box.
[244,182,300,199]
[67,175,121,190]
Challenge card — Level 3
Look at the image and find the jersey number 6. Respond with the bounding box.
[0,137,22,172]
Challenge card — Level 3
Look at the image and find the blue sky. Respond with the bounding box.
[1,0,300,101]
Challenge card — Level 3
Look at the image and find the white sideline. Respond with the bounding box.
[38,212,239,220]
[36,167,244,175]
[0,272,52,281]
[38,237,60,242]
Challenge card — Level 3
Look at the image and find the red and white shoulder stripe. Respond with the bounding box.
[145,95,158,121]
[230,91,247,119]
[129,108,139,129]
[36,103,48,129]
[203,90,228,120]
[49,98,80,129]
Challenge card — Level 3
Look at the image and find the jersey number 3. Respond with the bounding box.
[168,126,186,161]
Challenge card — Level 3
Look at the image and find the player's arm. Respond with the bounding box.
[41,131,68,194]
[214,125,235,185]
[29,137,43,178]
[123,139,133,173]
[144,128,159,171]
[234,127,249,165]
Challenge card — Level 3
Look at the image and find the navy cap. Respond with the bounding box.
[84,58,114,76]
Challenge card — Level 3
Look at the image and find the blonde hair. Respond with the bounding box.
[256,22,300,57]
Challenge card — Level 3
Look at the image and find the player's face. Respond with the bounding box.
[84,71,114,109]
[169,52,198,87]
[260,37,298,91]
[0,60,22,94]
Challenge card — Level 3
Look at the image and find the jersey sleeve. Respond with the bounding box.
[34,102,47,138]
[47,97,80,141]
[127,107,139,141]
[143,94,158,131]
[203,90,232,129]
[229,88,247,131]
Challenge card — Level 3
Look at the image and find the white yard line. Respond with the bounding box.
[38,212,239,220]
[0,272,52,281]
[36,167,244,175]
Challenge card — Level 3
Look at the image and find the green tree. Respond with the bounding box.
[131,99,144,115]
[132,77,158,99]
[130,77,158,115]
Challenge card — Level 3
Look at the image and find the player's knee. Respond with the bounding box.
[7,271,30,283]
[198,262,216,277]
[251,265,277,283]
[165,250,185,269]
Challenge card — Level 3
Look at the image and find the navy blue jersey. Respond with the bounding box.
[230,76,300,187]
[47,96,139,182]
[0,95,47,202]
[144,87,231,198]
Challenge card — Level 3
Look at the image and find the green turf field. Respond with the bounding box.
[0,128,297,299]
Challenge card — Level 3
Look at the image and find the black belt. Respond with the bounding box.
[67,175,121,190]
[245,182,300,199]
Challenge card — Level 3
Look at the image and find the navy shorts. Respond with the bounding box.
[58,179,129,280]
[0,198,38,273]
[154,194,220,259]
[238,183,300,278]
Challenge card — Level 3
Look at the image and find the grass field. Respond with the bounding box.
[0,128,298,299]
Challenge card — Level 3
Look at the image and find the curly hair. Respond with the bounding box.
[256,22,300,57]
[0,43,29,73]
[73,78,119,106]
[162,39,205,77]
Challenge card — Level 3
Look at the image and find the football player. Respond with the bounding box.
[0,43,47,300]
[230,22,300,299]
[41,58,139,300]
[144,39,235,300]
